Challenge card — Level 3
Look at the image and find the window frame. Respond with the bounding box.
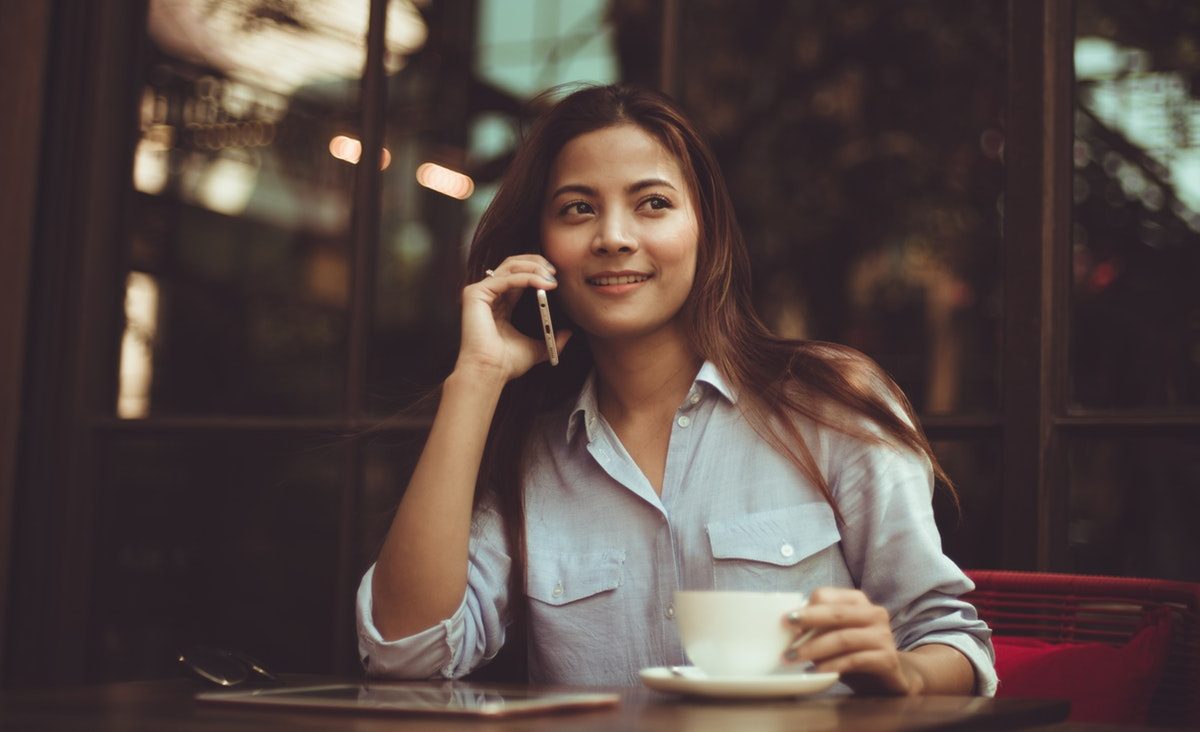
[7,0,1200,686]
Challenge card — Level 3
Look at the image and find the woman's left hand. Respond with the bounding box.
[781,587,920,695]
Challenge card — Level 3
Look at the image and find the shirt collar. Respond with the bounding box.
[565,360,737,444]
[565,371,601,444]
[695,360,737,404]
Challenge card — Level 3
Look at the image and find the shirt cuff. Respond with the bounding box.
[356,563,470,679]
[906,633,998,697]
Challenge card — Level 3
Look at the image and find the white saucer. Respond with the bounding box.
[638,666,840,699]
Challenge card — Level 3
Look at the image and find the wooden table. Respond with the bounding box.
[0,677,1068,731]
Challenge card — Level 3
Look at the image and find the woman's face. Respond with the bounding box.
[540,124,700,344]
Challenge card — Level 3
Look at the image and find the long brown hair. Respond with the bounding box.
[465,83,956,659]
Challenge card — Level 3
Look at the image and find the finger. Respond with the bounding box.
[788,602,890,631]
[524,327,574,368]
[807,587,872,607]
[779,626,818,666]
[789,627,817,649]
[554,329,573,355]
[493,255,557,277]
[467,272,558,308]
[811,649,898,678]
[788,625,895,664]
[489,259,557,281]
[487,271,558,295]
[498,274,559,321]
[512,327,552,365]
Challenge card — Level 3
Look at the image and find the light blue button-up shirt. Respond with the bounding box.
[357,362,997,694]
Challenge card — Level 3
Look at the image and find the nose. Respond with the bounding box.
[591,213,638,255]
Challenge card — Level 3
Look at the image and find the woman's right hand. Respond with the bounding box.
[455,254,571,381]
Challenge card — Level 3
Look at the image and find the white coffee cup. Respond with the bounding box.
[674,590,807,677]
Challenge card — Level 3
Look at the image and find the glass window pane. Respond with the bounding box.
[1072,0,1200,409]
[677,1,1006,415]
[358,437,420,571]
[368,0,661,413]
[119,0,388,417]
[931,439,1003,571]
[1068,436,1200,581]
[477,0,618,98]
[90,433,342,681]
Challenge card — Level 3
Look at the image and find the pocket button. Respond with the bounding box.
[780,543,795,559]
[552,581,564,598]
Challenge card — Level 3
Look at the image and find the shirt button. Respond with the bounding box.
[666,604,675,619]
[552,581,564,598]
[689,393,701,405]
[677,415,691,428]
[780,543,795,559]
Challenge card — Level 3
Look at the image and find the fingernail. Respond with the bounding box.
[544,274,556,283]
[784,648,800,661]
[786,610,804,623]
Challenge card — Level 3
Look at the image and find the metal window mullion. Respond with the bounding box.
[1044,0,1075,573]
[91,415,434,433]
[659,0,681,96]
[334,0,389,676]
[1002,0,1073,571]
[1056,418,1200,437]
[346,3,388,417]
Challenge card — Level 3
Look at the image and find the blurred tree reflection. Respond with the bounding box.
[1072,0,1200,409]
[1067,0,1200,582]
[674,0,1006,414]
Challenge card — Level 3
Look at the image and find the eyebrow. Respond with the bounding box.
[547,178,679,200]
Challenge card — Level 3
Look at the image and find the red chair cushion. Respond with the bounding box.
[992,609,1172,724]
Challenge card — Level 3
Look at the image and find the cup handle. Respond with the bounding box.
[791,627,817,649]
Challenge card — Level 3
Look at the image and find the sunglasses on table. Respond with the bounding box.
[178,646,279,688]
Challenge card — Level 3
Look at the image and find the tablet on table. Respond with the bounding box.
[196,682,621,718]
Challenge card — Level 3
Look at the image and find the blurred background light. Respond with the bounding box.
[147,0,427,97]
[1077,36,1200,215]
[415,162,474,200]
[198,154,260,215]
[117,272,161,419]
[328,135,392,169]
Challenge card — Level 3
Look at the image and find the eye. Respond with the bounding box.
[640,195,673,211]
[559,200,594,217]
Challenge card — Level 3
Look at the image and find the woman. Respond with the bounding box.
[358,84,996,696]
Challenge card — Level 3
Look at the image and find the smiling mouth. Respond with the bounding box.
[587,274,652,286]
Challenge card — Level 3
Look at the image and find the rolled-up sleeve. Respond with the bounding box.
[356,505,512,679]
[834,443,998,697]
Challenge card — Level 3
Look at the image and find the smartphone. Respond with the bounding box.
[536,289,559,366]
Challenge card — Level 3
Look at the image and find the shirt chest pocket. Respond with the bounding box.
[525,549,629,675]
[526,549,626,606]
[706,503,841,593]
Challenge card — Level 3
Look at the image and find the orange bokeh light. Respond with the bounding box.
[415,162,474,200]
[329,135,391,170]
